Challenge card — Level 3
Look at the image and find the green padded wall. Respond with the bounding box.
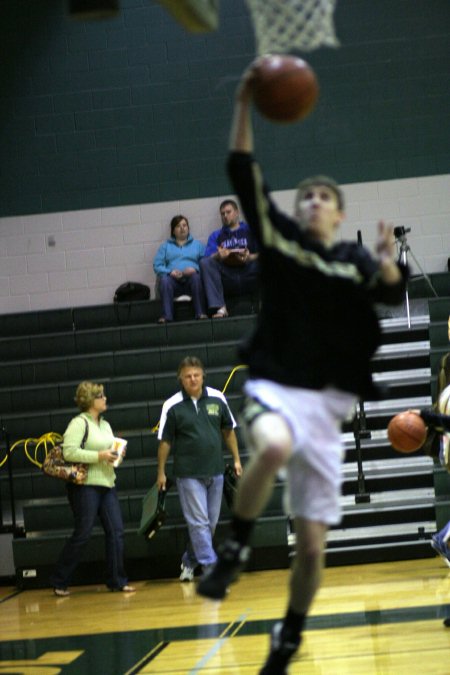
[0,0,449,216]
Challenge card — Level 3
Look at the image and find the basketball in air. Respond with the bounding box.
[387,412,427,453]
[250,54,319,123]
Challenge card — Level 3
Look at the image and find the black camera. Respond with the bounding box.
[393,226,411,239]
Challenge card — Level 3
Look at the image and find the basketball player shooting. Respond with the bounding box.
[412,389,450,581]
[197,61,410,674]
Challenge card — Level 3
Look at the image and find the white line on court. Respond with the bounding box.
[188,611,250,674]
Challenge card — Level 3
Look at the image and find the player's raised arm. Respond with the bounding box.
[229,67,255,154]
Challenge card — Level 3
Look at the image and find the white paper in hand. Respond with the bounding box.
[112,437,127,467]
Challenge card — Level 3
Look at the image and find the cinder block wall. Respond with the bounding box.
[0,0,449,313]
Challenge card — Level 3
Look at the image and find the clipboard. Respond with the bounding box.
[138,478,173,539]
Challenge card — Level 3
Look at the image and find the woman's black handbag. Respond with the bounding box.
[114,282,150,303]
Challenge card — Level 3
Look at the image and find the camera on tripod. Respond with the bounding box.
[393,226,411,240]
[393,224,437,328]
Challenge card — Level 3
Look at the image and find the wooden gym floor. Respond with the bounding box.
[1,558,449,674]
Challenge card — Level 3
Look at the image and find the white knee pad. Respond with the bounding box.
[249,412,293,456]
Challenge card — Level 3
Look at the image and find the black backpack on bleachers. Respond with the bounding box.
[114,282,150,303]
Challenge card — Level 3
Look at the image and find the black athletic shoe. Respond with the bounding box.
[259,621,301,674]
[196,539,250,600]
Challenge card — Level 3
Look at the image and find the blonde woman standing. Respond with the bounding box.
[50,381,135,596]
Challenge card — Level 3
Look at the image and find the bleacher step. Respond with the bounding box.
[4,296,448,584]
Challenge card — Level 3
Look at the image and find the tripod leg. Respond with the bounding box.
[400,247,412,328]
[405,286,411,329]
[407,248,438,297]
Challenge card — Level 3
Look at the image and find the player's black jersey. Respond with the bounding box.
[421,410,450,434]
[227,152,408,399]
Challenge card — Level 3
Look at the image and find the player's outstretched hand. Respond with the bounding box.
[375,220,396,264]
[374,220,403,285]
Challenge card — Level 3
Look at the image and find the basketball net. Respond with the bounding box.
[245,0,339,54]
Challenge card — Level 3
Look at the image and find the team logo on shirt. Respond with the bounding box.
[206,403,220,416]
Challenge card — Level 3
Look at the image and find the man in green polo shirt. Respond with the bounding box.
[157,356,242,581]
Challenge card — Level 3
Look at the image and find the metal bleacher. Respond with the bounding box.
[0,272,449,588]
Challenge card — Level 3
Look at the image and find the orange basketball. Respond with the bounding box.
[251,54,319,123]
[387,412,426,453]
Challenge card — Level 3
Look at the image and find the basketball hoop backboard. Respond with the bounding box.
[155,0,219,33]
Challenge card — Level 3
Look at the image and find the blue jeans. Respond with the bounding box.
[176,475,224,568]
[200,256,259,311]
[159,273,206,321]
[50,484,128,590]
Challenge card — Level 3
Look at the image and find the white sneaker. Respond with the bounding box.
[179,564,195,582]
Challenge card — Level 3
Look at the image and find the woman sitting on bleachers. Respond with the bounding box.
[153,214,207,323]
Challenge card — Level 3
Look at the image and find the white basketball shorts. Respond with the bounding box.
[243,379,356,525]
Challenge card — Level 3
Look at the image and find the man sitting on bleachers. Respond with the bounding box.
[200,199,259,318]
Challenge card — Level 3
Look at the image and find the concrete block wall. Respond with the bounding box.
[0,0,449,314]
[1,173,449,313]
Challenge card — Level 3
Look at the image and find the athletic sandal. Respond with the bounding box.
[109,585,136,593]
[212,306,228,318]
[53,588,70,597]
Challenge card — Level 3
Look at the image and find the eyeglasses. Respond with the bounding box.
[95,393,106,399]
